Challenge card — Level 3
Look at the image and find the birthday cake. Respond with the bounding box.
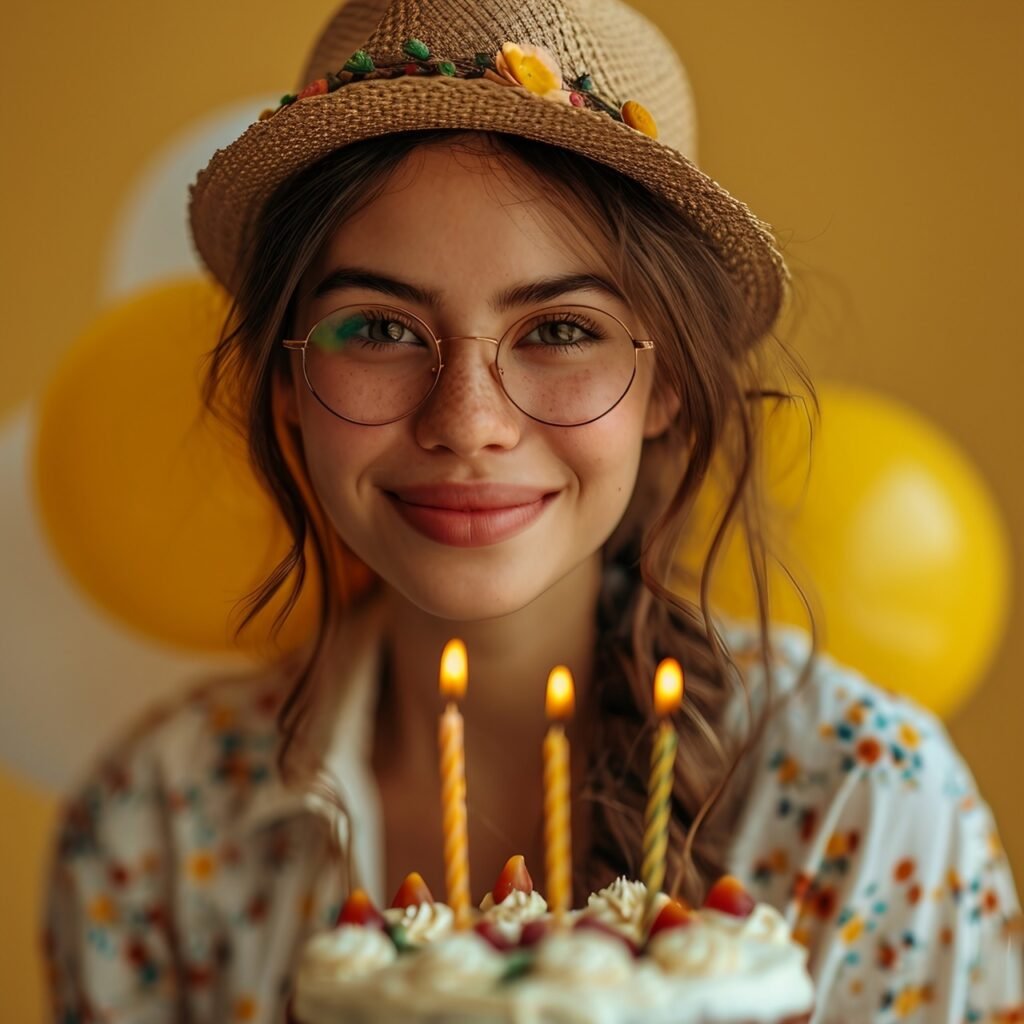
[291,858,814,1024]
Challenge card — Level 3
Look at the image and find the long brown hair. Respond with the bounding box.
[201,129,821,905]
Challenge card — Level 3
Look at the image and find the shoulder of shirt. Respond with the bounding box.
[718,616,975,806]
[46,663,302,861]
[717,619,1005,903]
[114,664,286,762]
[61,595,389,839]
[63,662,291,804]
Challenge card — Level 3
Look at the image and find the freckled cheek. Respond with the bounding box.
[550,416,645,498]
[297,417,393,520]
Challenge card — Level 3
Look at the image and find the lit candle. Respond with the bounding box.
[438,638,471,927]
[543,666,575,918]
[641,658,684,896]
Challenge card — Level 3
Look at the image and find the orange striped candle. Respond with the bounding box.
[641,658,684,896]
[543,666,575,918]
[438,639,471,927]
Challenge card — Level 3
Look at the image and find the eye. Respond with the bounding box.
[351,310,429,349]
[309,308,431,352]
[361,313,423,347]
[514,311,609,350]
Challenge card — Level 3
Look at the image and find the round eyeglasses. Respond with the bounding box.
[282,303,654,427]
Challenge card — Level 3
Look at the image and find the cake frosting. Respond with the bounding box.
[585,876,670,945]
[292,873,814,1024]
[477,887,550,944]
[382,899,455,946]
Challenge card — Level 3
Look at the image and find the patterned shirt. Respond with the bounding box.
[44,600,1023,1023]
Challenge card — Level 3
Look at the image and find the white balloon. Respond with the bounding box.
[4,100,284,791]
[0,404,252,792]
[101,97,277,299]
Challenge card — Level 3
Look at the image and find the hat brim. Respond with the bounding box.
[188,74,786,339]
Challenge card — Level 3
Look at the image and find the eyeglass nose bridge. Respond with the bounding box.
[430,333,504,376]
[428,333,655,366]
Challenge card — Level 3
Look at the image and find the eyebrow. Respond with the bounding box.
[309,265,626,312]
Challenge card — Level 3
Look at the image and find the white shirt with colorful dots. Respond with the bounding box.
[44,599,1022,1023]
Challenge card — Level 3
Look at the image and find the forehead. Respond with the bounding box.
[302,141,615,311]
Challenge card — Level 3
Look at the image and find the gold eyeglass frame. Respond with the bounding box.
[282,302,655,427]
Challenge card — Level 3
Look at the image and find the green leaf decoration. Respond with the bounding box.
[499,950,534,983]
[474,51,494,68]
[437,61,457,77]
[386,922,418,953]
[575,74,594,92]
[343,49,375,73]
[402,37,430,60]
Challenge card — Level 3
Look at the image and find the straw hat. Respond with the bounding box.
[188,0,787,339]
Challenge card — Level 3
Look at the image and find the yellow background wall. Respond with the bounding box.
[3,1,1021,1019]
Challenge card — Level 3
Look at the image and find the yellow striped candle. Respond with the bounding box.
[641,658,684,896]
[438,638,471,927]
[543,666,575,918]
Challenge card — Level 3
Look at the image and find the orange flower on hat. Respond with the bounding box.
[492,42,571,103]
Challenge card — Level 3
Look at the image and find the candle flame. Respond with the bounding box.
[653,658,683,717]
[440,638,468,700]
[545,666,575,721]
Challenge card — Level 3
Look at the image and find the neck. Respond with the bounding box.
[380,553,602,752]
[368,554,603,897]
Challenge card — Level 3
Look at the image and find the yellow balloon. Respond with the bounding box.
[33,277,337,656]
[675,384,1011,719]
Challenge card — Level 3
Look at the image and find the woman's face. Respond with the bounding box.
[282,141,672,621]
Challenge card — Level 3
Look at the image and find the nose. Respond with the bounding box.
[412,336,522,455]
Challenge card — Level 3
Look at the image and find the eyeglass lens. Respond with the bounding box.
[301,304,639,426]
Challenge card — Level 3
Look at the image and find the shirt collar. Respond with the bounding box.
[234,593,388,903]
[232,591,780,907]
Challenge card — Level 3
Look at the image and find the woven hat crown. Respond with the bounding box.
[189,0,787,340]
[297,0,697,160]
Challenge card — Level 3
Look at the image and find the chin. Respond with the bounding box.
[388,563,563,623]
[395,577,548,622]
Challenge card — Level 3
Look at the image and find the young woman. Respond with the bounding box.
[45,1,1021,1021]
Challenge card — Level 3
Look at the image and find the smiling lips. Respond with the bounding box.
[385,483,558,547]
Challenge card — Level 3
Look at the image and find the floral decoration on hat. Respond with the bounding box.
[259,38,657,140]
[490,42,568,102]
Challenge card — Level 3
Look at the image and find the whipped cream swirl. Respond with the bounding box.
[648,922,739,976]
[405,932,507,991]
[583,876,668,944]
[478,889,548,943]
[532,929,634,985]
[648,903,793,977]
[708,902,789,943]
[383,901,455,946]
[296,925,396,986]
